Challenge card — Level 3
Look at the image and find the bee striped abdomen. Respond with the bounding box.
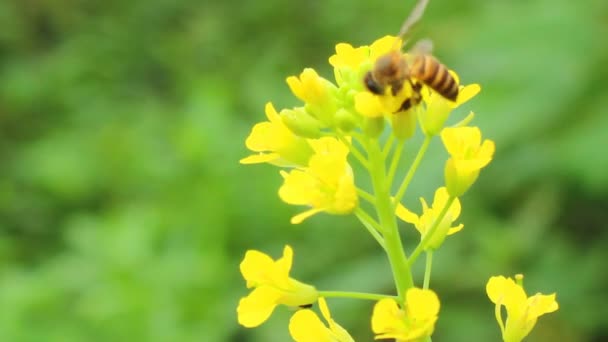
[411,55,459,101]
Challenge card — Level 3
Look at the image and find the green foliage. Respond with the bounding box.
[0,0,606,341]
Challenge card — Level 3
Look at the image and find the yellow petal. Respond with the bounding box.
[279,170,317,205]
[407,288,440,320]
[527,293,559,318]
[371,298,404,338]
[240,250,276,285]
[478,139,496,161]
[291,208,323,224]
[370,35,401,59]
[486,276,509,305]
[276,245,294,277]
[289,309,332,342]
[287,76,305,100]
[264,102,281,122]
[239,153,280,165]
[455,83,481,106]
[354,91,385,118]
[396,203,419,225]
[447,224,464,235]
[237,286,281,327]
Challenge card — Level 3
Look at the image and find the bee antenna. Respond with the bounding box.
[397,0,430,39]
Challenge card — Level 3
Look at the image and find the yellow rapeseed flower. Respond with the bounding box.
[486,275,559,342]
[441,126,495,197]
[329,42,369,70]
[237,245,318,328]
[419,74,481,136]
[287,68,338,125]
[396,187,463,250]
[240,102,313,167]
[287,68,333,105]
[289,297,354,342]
[279,137,358,224]
[372,288,440,341]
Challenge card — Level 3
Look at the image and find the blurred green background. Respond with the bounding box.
[1,0,607,341]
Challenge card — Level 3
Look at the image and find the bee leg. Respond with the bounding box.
[391,81,404,96]
[410,80,423,105]
[398,98,412,112]
[364,71,384,95]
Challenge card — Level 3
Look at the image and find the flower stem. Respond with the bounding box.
[423,251,433,290]
[356,188,376,205]
[387,140,405,189]
[382,134,395,159]
[355,208,386,250]
[393,135,431,211]
[318,290,397,301]
[337,133,369,168]
[408,196,456,267]
[366,137,413,300]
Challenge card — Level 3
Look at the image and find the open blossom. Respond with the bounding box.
[419,74,481,136]
[396,187,463,250]
[279,137,358,224]
[237,245,318,328]
[441,126,495,197]
[372,288,440,341]
[486,275,559,342]
[240,102,313,167]
[289,297,354,342]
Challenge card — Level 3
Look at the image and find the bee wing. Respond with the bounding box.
[412,38,434,55]
[397,0,430,39]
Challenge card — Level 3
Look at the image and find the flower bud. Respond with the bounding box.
[363,116,385,138]
[281,107,323,139]
[391,110,416,140]
[334,108,360,133]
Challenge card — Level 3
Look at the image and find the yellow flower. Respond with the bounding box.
[237,245,318,328]
[289,297,354,342]
[240,102,313,167]
[328,42,369,70]
[354,88,412,118]
[369,35,402,59]
[441,126,495,197]
[279,137,358,224]
[286,69,338,125]
[396,187,463,250]
[287,68,332,105]
[486,275,559,342]
[372,288,440,341]
[419,73,481,136]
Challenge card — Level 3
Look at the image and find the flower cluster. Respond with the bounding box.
[237,34,557,342]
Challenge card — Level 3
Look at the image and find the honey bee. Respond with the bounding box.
[364,0,459,109]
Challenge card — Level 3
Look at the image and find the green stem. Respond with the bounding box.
[382,134,395,159]
[393,135,432,212]
[318,290,397,301]
[356,188,376,205]
[366,137,413,300]
[337,133,369,169]
[387,140,405,190]
[355,208,386,250]
[408,196,456,267]
[423,251,433,290]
